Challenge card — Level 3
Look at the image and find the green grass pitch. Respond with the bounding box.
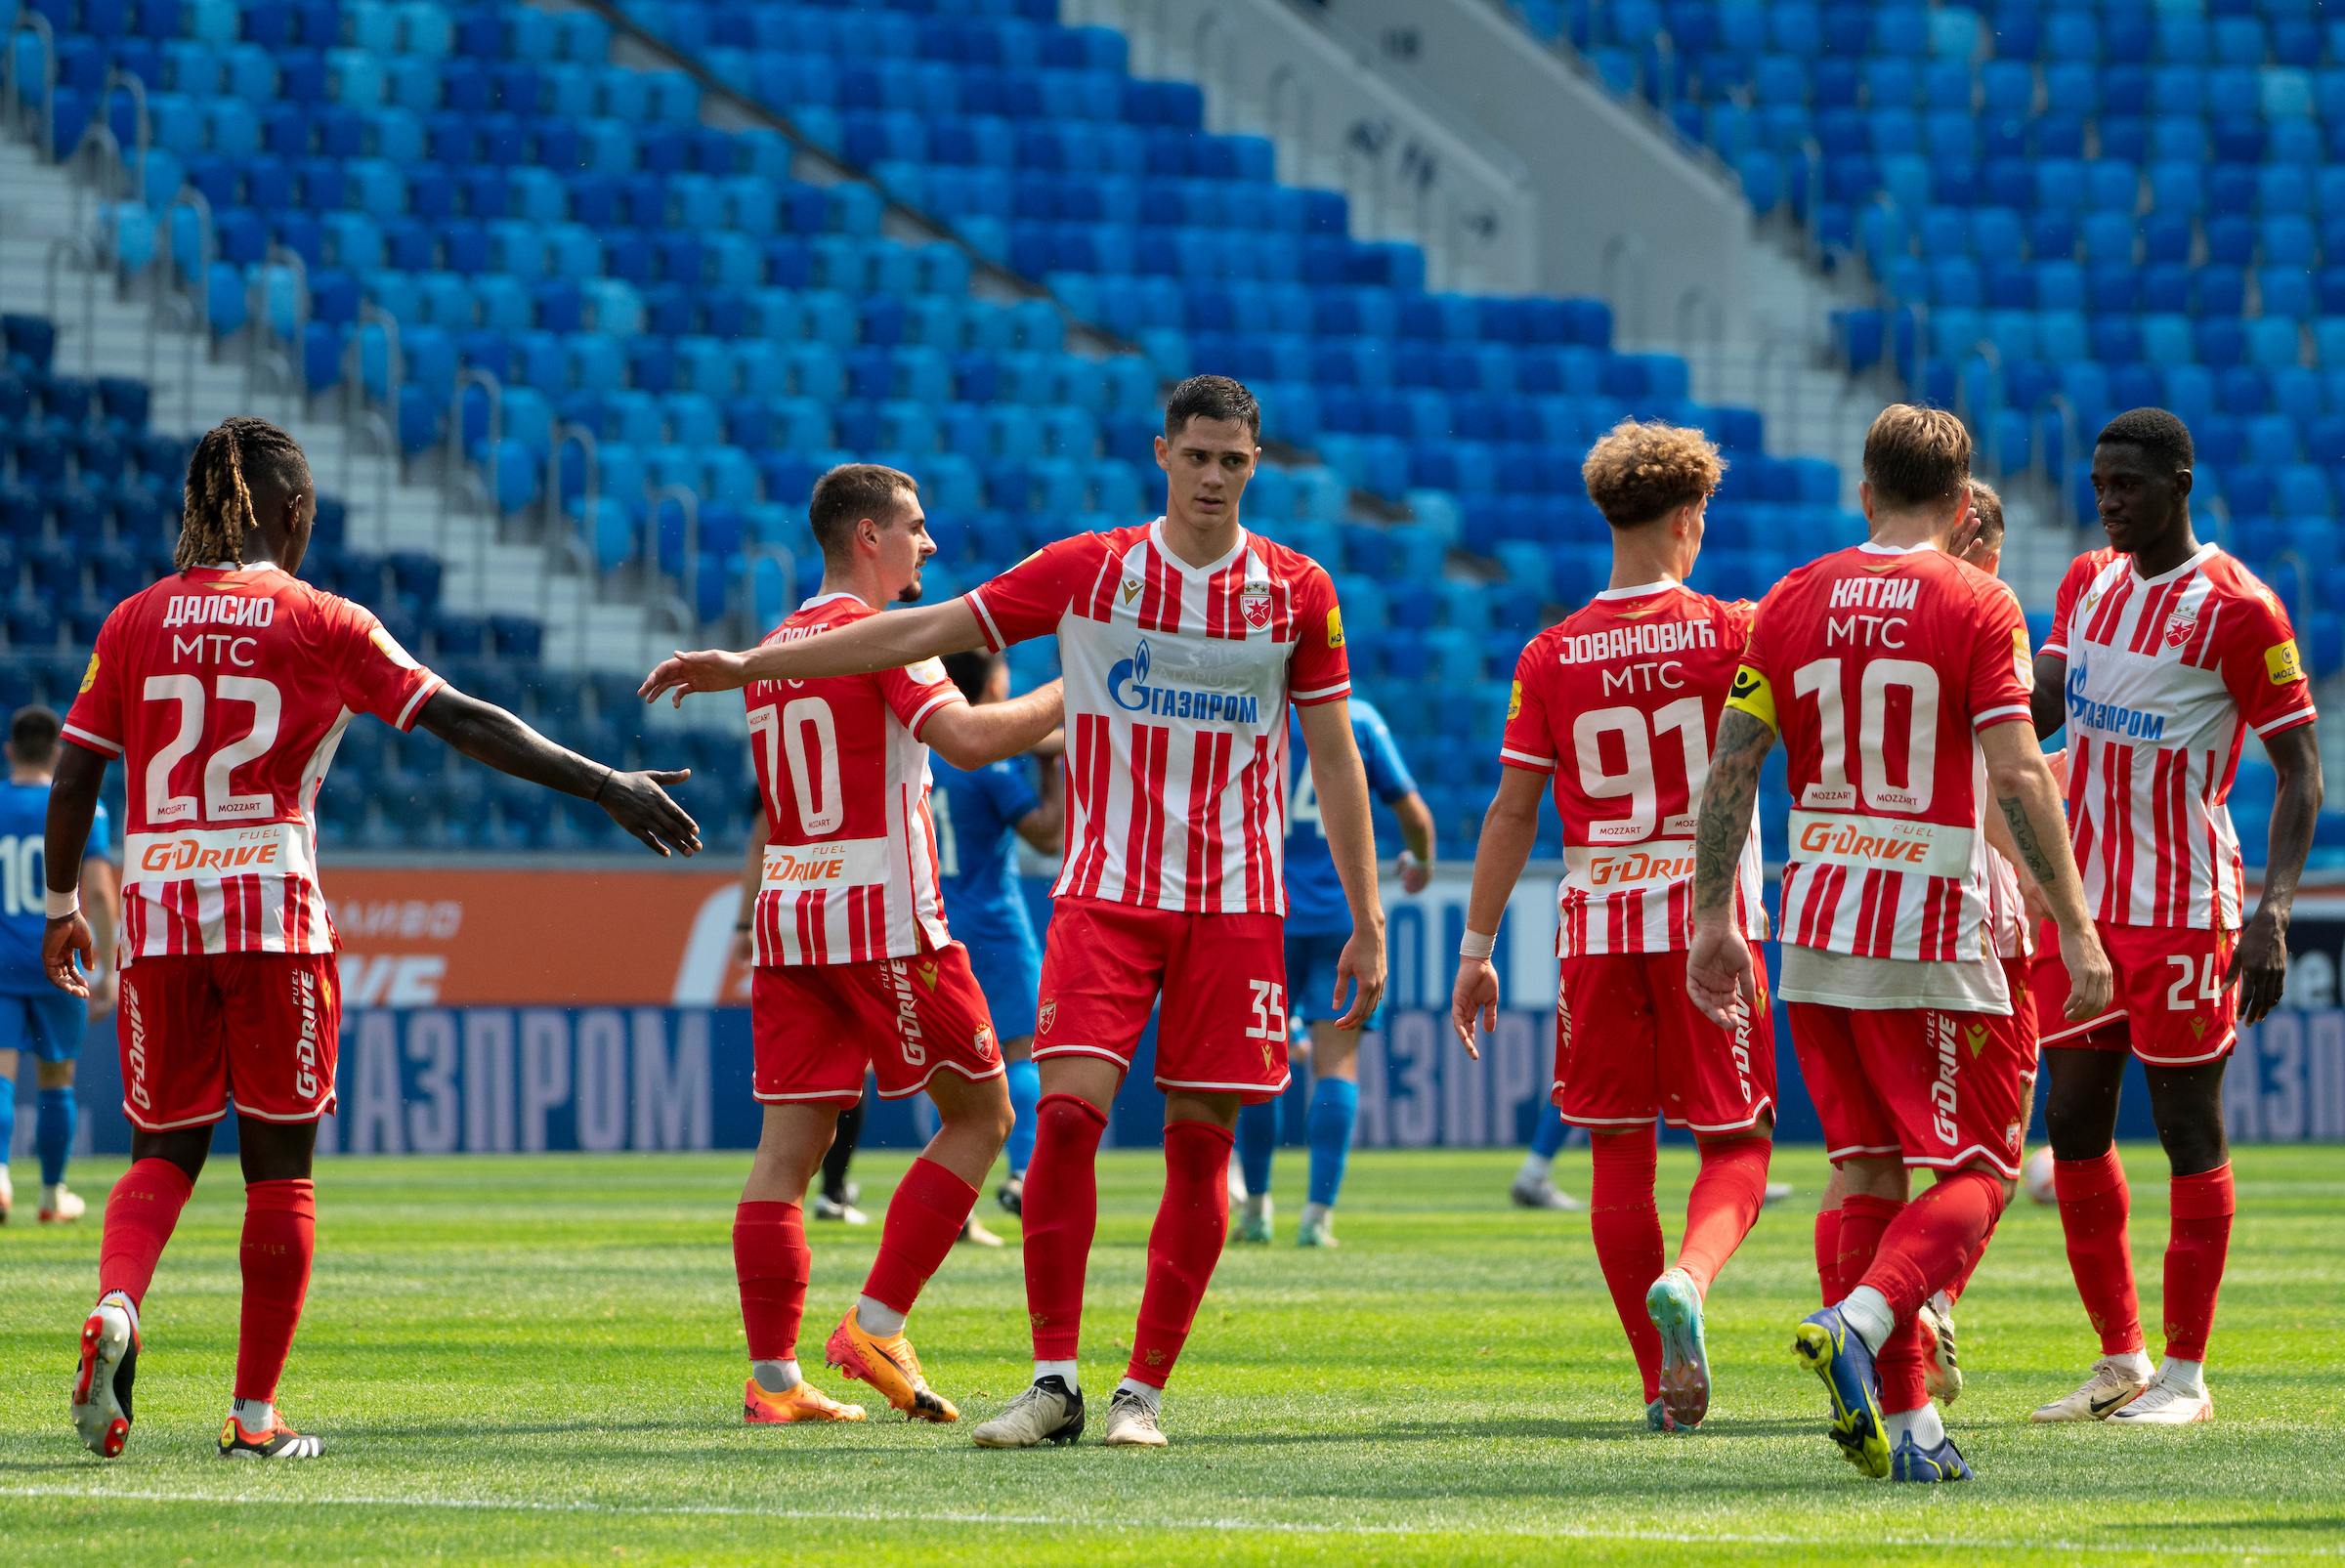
[3,1142,2342,1566]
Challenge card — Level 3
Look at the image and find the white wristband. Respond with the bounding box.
[1459,928,1497,960]
[45,888,78,919]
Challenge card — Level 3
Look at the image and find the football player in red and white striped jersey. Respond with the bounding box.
[2024,408,2323,1428]
[1449,420,1774,1434]
[725,464,1063,1429]
[46,418,700,1461]
[1687,406,2110,1482]
[643,376,1386,1449]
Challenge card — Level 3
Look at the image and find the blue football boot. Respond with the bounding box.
[1890,1430,1974,1482]
[1792,1305,1891,1477]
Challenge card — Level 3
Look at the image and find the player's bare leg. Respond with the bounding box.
[739,1104,866,1423]
[2032,1046,2153,1421]
[1297,1022,1357,1249]
[2109,1059,2231,1425]
[975,1054,1124,1448]
[995,1034,1037,1218]
[1646,1116,1774,1430]
[828,1070,1012,1420]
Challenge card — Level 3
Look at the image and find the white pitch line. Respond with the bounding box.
[2,1486,2339,1556]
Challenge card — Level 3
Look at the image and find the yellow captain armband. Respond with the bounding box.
[1724,665,1776,728]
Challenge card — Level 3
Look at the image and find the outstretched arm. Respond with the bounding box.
[416,688,702,858]
[1297,699,1386,1032]
[922,681,1065,771]
[1449,766,1543,1053]
[640,600,989,706]
[1685,706,1774,1027]
[1979,720,2111,1021]
[39,742,107,998]
[2233,723,2324,1024]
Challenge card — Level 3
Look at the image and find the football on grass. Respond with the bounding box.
[2024,1145,2058,1206]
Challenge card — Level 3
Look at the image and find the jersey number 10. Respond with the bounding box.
[0,835,48,916]
[1792,657,1940,814]
[748,698,842,838]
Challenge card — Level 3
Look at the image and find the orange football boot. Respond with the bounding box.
[744,1376,866,1423]
[825,1309,958,1421]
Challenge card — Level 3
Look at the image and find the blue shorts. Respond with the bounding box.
[962,927,1043,1042]
[0,988,86,1062]
[1285,929,1384,1030]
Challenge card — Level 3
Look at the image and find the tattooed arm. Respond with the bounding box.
[1685,706,1776,1027]
[1978,720,2113,1021]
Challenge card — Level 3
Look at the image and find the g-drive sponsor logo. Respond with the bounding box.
[295,967,322,1099]
[1930,1011,1961,1143]
[2066,658,2165,741]
[1108,640,1261,725]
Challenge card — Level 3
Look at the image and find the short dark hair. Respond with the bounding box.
[1966,477,2005,548]
[1862,404,1971,510]
[2096,406,2195,474]
[1164,374,1260,443]
[808,463,917,565]
[9,704,60,765]
[943,650,1000,704]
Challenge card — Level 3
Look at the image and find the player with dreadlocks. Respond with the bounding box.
[51,418,704,1461]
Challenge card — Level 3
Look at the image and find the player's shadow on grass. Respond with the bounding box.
[1202,1416,1823,1444]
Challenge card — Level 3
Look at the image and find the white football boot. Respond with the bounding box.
[2107,1372,2214,1426]
[2030,1356,2153,1422]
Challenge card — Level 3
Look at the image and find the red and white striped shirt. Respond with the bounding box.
[1729,542,2034,963]
[746,593,967,965]
[963,521,1349,915]
[1500,582,1767,956]
[2044,544,2317,930]
[63,564,445,964]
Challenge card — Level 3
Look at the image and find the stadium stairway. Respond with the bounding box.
[0,142,662,672]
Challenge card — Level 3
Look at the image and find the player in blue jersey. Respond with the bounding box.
[934,651,1063,1220]
[0,706,116,1225]
[1231,699,1432,1249]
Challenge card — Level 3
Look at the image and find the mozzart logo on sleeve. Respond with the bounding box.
[1107,640,1263,725]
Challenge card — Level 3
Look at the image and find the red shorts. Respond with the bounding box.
[752,944,1003,1107]
[2032,917,2237,1066]
[1554,944,1776,1133]
[1993,954,2040,1061]
[1034,897,1289,1104]
[117,954,341,1132]
[1789,999,2034,1176]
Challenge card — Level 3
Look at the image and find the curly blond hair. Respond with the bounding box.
[1581,420,1726,528]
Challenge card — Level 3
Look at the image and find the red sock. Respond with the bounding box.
[733,1201,810,1362]
[2054,1149,2145,1355]
[861,1158,978,1316]
[98,1158,193,1310]
[1023,1094,1106,1361]
[1125,1120,1235,1387]
[1835,1193,1901,1297]
[2163,1164,2234,1362]
[1856,1169,2007,1319]
[233,1179,316,1403]
[1813,1208,1842,1305]
[1677,1135,1770,1296]
[1589,1127,1665,1403]
[1834,1192,1921,1409]
[1941,1236,1988,1306]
